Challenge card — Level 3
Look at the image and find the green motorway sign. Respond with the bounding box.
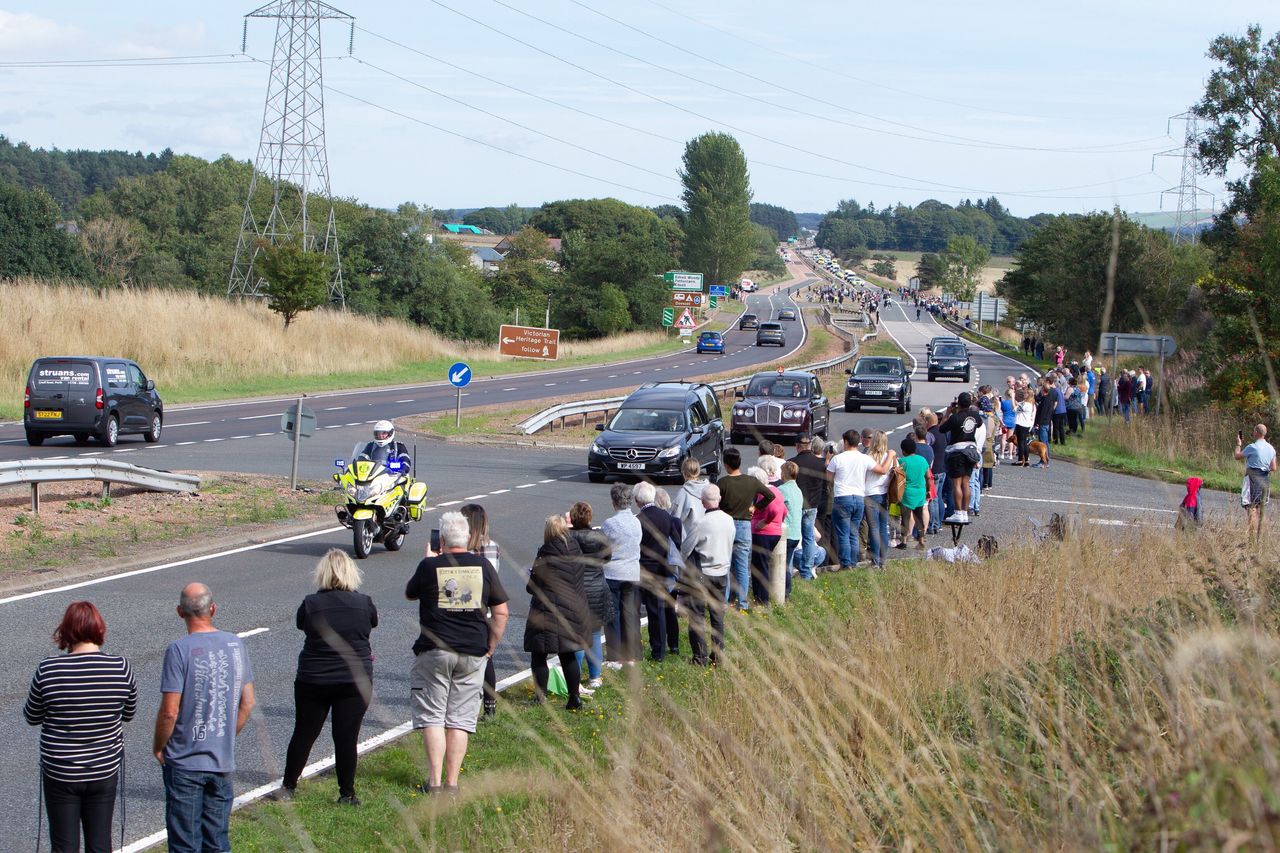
[662,307,674,326]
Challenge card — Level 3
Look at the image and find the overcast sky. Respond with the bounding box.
[1,1,1275,218]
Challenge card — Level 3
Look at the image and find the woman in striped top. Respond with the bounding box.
[24,601,137,853]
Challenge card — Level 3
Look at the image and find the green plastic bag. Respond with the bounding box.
[545,664,568,697]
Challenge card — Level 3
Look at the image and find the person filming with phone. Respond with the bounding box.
[1236,424,1277,545]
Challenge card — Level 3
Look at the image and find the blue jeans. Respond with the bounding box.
[575,630,604,679]
[728,519,752,609]
[832,495,865,567]
[798,507,818,579]
[928,471,947,533]
[969,467,982,512]
[1120,402,1131,423]
[865,494,890,566]
[163,764,233,853]
[1037,424,1052,459]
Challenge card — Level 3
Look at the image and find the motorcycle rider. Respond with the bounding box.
[360,420,413,474]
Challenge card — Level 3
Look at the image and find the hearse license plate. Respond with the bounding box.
[616,462,646,471]
[35,410,62,419]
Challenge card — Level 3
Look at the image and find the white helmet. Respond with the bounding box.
[373,420,395,447]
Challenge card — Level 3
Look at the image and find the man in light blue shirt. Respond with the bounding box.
[1236,424,1277,544]
[600,483,642,667]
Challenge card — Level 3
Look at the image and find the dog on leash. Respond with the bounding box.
[1026,440,1050,466]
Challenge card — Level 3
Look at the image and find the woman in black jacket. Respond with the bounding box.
[525,514,591,710]
[569,501,615,690]
[276,549,378,805]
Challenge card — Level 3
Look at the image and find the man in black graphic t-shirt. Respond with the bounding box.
[939,392,981,524]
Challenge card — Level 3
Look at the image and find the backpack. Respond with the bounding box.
[886,463,906,505]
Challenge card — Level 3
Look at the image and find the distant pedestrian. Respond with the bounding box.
[154,584,256,853]
[569,501,614,691]
[459,503,501,718]
[1117,371,1134,424]
[635,482,679,660]
[779,460,804,593]
[1236,424,1277,545]
[25,601,137,853]
[827,429,891,570]
[405,512,509,792]
[789,435,827,578]
[717,447,775,610]
[276,550,376,806]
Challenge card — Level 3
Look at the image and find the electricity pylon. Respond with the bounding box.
[1154,112,1213,246]
[228,0,352,304]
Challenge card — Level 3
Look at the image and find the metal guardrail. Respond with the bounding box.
[0,458,201,512]
[939,317,1021,353]
[513,310,868,435]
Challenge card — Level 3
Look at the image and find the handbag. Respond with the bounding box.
[886,463,906,505]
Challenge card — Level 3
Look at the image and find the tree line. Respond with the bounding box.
[817,196,1052,259]
[0,131,764,342]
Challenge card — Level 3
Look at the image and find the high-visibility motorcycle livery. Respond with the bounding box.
[334,445,428,558]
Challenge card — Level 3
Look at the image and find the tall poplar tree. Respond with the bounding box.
[679,132,753,289]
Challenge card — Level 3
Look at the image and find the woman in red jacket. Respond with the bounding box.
[748,464,787,606]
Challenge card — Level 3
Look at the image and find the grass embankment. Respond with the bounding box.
[229,522,1280,850]
[0,473,334,577]
[0,281,697,420]
[1051,409,1246,493]
[411,325,843,443]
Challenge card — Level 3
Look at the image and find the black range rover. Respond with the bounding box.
[587,382,724,483]
[730,370,830,444]
[927,342,971,382]
[844,356,912,413]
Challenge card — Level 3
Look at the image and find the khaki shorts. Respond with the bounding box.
[410,649,487,732]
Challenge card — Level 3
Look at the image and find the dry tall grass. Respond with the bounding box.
[457,526,1280,850]
[0,281,668,401]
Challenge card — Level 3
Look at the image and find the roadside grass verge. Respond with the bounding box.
[226,521,1280,850]
[410,326,844,444]
[0,281,736,420]
[1051,409,1245,493]
[0,473,335,577]
[859,336,908,360]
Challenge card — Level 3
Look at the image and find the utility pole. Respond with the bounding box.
[1155,112,1214,246]
[229,0,352,305]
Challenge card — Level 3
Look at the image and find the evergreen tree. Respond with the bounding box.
[679,132,753,289]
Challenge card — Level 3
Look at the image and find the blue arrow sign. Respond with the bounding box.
[709,285,729,297]
[447,362,472,388]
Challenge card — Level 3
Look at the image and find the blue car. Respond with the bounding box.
[696,330,725,354]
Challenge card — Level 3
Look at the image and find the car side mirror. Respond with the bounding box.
[595,423,605,431]
[734,390,745,399]
[145,379,155,391]
[844,369,852,375]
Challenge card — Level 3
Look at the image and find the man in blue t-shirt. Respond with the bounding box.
[1236,424,1278,545]
[154,583,256,853]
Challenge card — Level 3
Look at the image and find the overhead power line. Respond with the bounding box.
[356,25,1168,202]
[489,0,1164,156]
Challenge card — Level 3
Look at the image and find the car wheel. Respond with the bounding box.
[849,403,860,412]
[928,374,936,382]
[588,471,606,483]
[730,432,744,445]
[896,399,907,414]
[73,433,91,445]
[25,430,44,447]
[145,412,163,443]
[99,415,119,447]
[964,371,971,383]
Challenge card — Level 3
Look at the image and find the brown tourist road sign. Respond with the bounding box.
[671,291,705,307]
[499,324,560,360]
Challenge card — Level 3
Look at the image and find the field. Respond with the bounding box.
[873,251,1015,294]
[0,281,700,420]
[228,521,1280,850]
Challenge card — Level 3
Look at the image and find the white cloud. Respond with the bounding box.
[112,21,212,57]
[0,10,81,55]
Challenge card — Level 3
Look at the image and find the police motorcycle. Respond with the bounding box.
[333,422,428,558]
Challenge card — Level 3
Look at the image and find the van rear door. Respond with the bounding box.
[29,359,96,431]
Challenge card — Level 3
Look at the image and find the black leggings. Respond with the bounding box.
[44,773,118,853]
[1052,413,1067,445]
[531,652,581,709]
[484,657,496,701]
[1014,425,1031,463]
[283,681,371,797]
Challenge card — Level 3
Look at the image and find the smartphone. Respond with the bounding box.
[1239,430,1246,443]
[430,528,441,553]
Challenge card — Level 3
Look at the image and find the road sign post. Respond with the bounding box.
[448,361,472,428]
[280,397,317,489]
[1100,333,1177,415]
[498,324,560,360]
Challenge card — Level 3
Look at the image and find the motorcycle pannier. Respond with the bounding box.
[405,481,429,520]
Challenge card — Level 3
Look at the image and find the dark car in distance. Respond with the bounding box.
[696,330,725,354]
[927,342,971,382]
[738,313,759,330]
[24,356,163,447]
[755,322,786,347]
[587,382,724,483]
[730,370,830,444]
[844,356,912,413]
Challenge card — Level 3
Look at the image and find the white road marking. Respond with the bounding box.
[539,479,555,484]
[980,493,1176,514]
[578,378,590,382]
[324,406,347,411]
[143,444,167,449]
[175,441,196,446]
[516,483,537,488]
[607,374,618,378]
[545,383,557,387]
[490,488,510,494]
[345,422,361,427]
[230,435,250,440]
[237,414,276,421]
[202,438,223,443]
[114,448,135,453]
[464,494,487,500]
[82,451,104,456]
[502,387,518,391]
[395,399,415,403]
[167,421,211,427]
[236,627,269,638]
[436,500,460,507]
[255,432,274,437]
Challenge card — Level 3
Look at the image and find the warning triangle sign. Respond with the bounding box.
[674,308,696,329]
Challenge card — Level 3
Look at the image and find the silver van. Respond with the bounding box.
[24,356,163,446]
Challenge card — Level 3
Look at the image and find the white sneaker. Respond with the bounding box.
[586,677,604,689]
[577,686,595,697]
[943,511,968,524]
[603,662,624,671]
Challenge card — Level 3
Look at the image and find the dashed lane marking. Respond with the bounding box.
[237,414,276,421]
[395,399,415,403]
[236,627,269,639]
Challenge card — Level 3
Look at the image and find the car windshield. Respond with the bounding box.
[934,345,965,358]
[608,408,686,432]
[853,358,903,377]
[746,377,809,398]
